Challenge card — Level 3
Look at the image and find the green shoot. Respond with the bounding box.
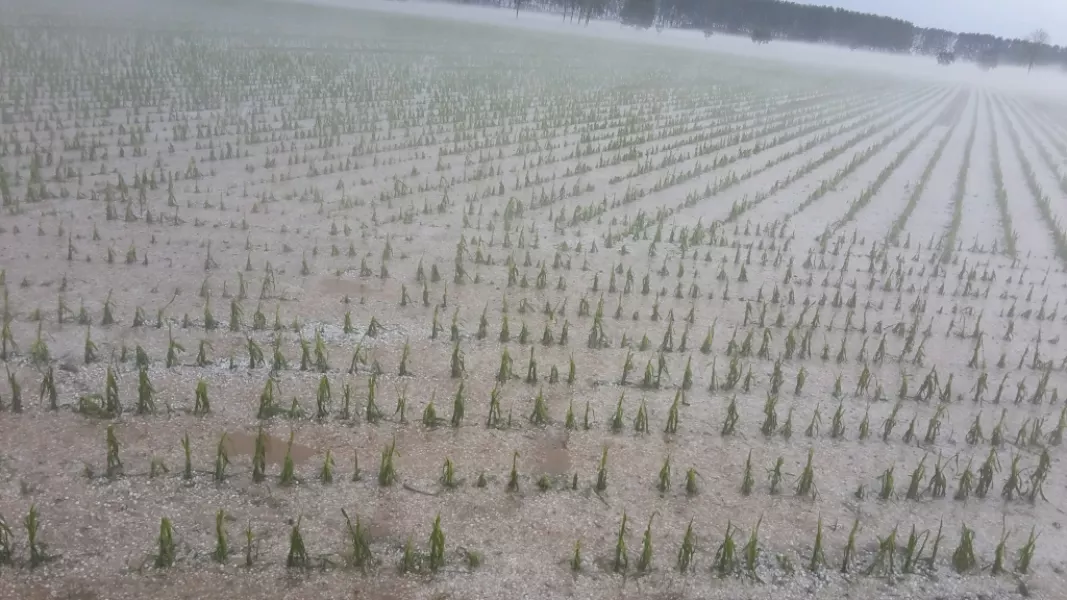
[808,516,826,572]
[286,517,308,569]
[508,451,520,492]
[245,521,256,567]
[428,514,445,572]
[194,379,210,415]
[795,448,816,499]
[341,509,372,570]
[905,455,926,500]
[713,521,737,577]
[214,433,229,482]
[610,393,625,433]
[613,512,628,573]
[25,504,44,568]
[154,517,176,568]
[841,517,859,573]
[741,450,754,496]
[279,430,296,485]
[1016,527,1038,574]
[742,517,761,576]
[878,465,895,500]
[106,424,122,478]
[901,524,928,574]
[213,510,228,563]
[722,396,739,435]
[136,367,155,415]
[991,527,1009,575]
[637,514,655,572]
[677,519,696,573]
[180,432,192,480]
[320,449,334,484]
[866,526,897,577]
[441,458,456,489]
[951,525,976,573]
[378,437,398,486]
[400,536,416,574]
[451,381,465,427]
[658,455,672,493]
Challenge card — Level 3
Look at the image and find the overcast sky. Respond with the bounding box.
[802,0,1065,42]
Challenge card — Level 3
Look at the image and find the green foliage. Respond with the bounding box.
[319,449,334,484]
[722,396,739,435]
[528,387,548,425]
[279,427,296,482]
[104,365,121,416]
[658,454,672,493]
[507,451,520,492]
[378,436,398,486]
[214,433,229,482]
[213,510,228,563]
[742,517,762,576]
[740,450,754,496]
[866,526,897,577]
[136,367,155,415]
[25,504,44,568]
[106,424,122,477]
[341,509,373,570]
[570,539,582,572]
[713,521,738,577]
[428,514,445,572]
[595,447,608,493]
[154,517,176,568]
[901,524,928,574]
[286,517,308,569]
[795,448,816,499]
[841,518,859,573]
[441,458,456,489]
[610,393,625,433]
[636,514,655,572]
[194,379,210,415]
[613,512,629,573]
[0,515,12,566]
[1016,527,1038,573]
[951,525,976,573]
[677,519,696,572]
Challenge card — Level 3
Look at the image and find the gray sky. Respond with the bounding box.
[802,0,1064,42]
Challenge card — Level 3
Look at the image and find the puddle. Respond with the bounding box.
[224,430,318,465]
[315,276,367,298]
[531,431,571,475]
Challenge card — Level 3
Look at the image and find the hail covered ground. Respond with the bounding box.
[1,0,1066,598]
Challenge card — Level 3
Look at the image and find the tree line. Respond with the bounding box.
[490,0,1066,70]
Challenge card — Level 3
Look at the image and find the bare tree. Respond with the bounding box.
[1026,29,1051,72]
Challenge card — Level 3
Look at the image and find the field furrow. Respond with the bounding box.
[955,92,1006,256]
[1003,96,1067,199]
[783,91,966,245]
[688,87,953,226]
[896,90,977,246]
[989,94,1063,261]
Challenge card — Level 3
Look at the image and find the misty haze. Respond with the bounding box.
[1,0,1066,598]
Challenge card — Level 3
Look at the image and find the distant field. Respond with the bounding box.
[1,1,1066,599]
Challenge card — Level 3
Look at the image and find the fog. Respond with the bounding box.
[5,0,1065,100]
[283,0,1067,98]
